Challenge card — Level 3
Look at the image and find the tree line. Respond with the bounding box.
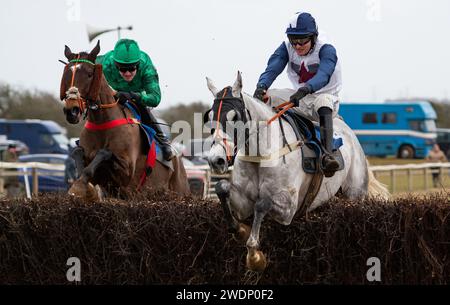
[1,82,450,140]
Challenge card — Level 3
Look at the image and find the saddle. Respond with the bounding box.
[281,110,345,175]
[124,101,173,171]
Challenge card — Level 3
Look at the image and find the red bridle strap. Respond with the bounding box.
[214,88,234,161]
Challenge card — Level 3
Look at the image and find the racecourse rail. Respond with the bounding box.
[0,161,449,199]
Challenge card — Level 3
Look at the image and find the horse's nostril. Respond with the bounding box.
[216,157,226,167]
[71,107,80,116]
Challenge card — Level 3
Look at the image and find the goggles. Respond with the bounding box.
[115,62,139,73]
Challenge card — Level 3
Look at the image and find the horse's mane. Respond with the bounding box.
[241,92,278,120]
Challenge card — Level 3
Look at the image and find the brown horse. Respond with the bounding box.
[60,42,190,201]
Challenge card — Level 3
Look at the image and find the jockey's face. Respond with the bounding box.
[119,69,137,82]
[293,40,312,56]
[289,35,313,56]
[116,62,139,82]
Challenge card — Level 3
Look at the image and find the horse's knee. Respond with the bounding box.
[83,149,113,179]
[215,179,231,198]
[97,148,113,159]
[255,197,273,215]
[71,146,84,158]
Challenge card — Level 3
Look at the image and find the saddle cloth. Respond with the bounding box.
[125,102,173,171]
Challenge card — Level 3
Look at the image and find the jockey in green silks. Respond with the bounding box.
[96,39,174,161]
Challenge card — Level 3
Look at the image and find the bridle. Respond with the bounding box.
[204,87,251,166]
[61,54,118,118]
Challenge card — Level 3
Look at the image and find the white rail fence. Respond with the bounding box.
[206,163,450,199]
[370,163,450,193]
[1,161,449,199]
[0,161,64,198]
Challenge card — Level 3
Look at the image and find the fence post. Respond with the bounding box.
[424,168,428,191]
[32,167,39,196]
[0,167,4,194]
[407,169,412,192]
[203,169,211,200]
[390,169,396,193]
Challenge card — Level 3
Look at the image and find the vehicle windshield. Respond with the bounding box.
[52,134,69,146]
[409,120,436,132]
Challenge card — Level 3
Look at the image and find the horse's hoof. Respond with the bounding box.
[95,185,104,201]
[246,250,267,272]
[236,223,251,242]
[68,181,86,198]
[86,183,100,202]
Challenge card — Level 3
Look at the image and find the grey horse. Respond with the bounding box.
[205,72,390,272]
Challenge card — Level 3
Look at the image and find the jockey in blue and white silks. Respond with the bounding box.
[254,11,341,176]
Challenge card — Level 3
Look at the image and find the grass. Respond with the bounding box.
[367,157,428,166]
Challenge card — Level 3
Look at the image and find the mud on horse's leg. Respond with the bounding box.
[246,196,273,272]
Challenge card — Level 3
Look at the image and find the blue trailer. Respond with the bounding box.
[0,119,70,154]
[339,101,437,158]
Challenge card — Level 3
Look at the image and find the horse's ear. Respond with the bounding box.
[88,40,101,62]
[232,71,243,97]
[206,77,219,97]
[64,45,73,60]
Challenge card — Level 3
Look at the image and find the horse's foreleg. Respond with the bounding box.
[216,179,240,232]
[69,149,113,201]
[80,149,113,184]
[246,196,273,272]
[71,146,85,178]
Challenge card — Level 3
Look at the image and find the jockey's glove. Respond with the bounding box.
[129,91,141,103]
[116,91,141,105]
[289,85,312,107]
[116,91,132,105]
[253,84,267,102]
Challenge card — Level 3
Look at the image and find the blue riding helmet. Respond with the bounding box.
[286,12,318,36]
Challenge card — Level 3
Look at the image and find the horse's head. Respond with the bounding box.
[204,72,248,174]
[60,41,102,124]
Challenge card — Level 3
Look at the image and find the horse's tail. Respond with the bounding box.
[366,159,391,201]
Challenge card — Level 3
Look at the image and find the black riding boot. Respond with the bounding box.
[145,109,174,161]
[318,107,339,177]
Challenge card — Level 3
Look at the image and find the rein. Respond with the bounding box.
[268,101,294,125]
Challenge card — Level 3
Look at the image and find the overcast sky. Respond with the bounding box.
[1,0,449,109]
